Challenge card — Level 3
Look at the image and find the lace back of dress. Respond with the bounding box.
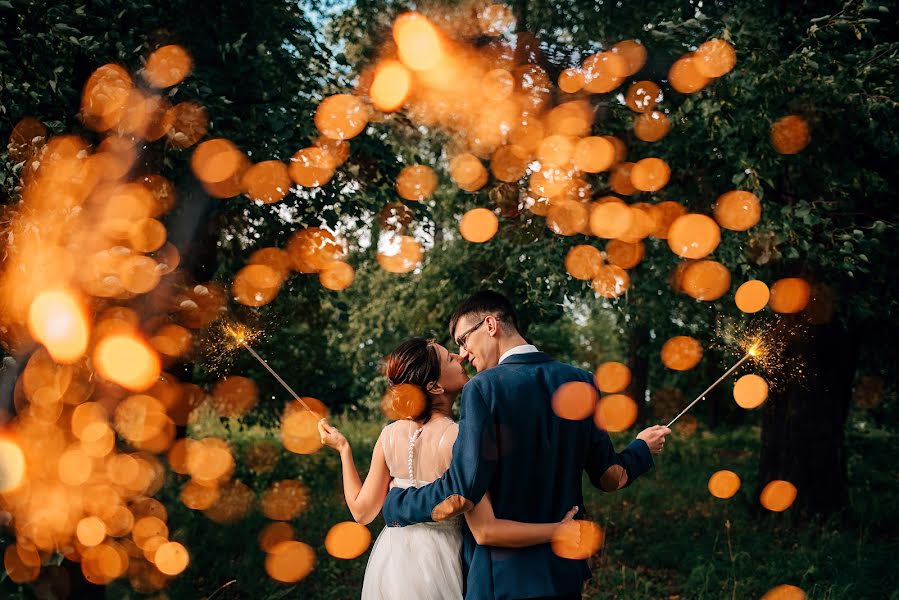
[383,417,458,488]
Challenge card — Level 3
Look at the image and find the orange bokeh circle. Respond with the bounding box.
[594,394,638,432]
[735,280,770,313]
[661,336,703,371]
[733,374,768,409]
[324,521,372,559]
[551,381,599,421]
[708,470,741,499]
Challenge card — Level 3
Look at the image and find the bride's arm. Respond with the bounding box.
[434,423,577,547]
[464,494,578,548]
[319,419,392,526]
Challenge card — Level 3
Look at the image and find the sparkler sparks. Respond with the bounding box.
[214,319,317,415]
[667,316,806,427]
[714,314,807,390]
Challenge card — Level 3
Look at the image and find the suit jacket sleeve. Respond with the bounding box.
[381,381,497,526]
[585,426,654,492]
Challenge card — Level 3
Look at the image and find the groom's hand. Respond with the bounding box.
[637,425,671,454]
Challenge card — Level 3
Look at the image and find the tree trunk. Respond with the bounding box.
[626,322,650,425]
[756,320,859,519]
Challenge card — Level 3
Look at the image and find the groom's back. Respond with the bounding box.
[463,352,597,598]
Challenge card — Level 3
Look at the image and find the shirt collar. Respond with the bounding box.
[498,344,539,364]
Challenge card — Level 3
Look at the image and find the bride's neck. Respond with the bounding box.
[424,393,456,422]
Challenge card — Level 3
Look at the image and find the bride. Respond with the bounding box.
[318,337,578,600]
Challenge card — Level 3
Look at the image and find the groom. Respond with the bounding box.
[382,291,670,600]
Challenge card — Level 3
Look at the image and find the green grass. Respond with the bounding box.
[2,417,896,599]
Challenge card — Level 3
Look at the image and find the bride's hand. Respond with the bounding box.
[318,418,349,452]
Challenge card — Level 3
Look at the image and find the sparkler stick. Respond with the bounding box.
[667,347,757,428]
[224,323,317,415]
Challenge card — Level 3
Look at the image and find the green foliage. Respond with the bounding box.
[2,0,898,593]
[5,419,892,598]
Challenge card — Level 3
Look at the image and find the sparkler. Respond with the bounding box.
[667,344,760,428]
[222,322,317,415]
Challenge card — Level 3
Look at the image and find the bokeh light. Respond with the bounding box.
[377,234,423,274]
[735,280,770,313]
[759,480,798,512]
[625,80,661,113]
[668,55,710,93]
[714,190,761,231]
[768,278,811,313]
[694,39,736,78]
[459,208,499,243]
[242,160,291,204]
[633,111,670,142]
[319,261,356,291]
[611,39,647,75]
[324,521,372,559]
[661,336,703,371]
[564,245,603,281]
[288,147,336,188]
[153,541,189,575]
[143,45,193,88]
[680,260,731,301]
[370,60,412,112]
[551,520,604,559]
[592,265,630,299]
[27,289,90,364]
[770,115,810,154]
[667,214,721,259]
[0,439,26,493]
[551,381,599,421]
[707,470,741,499]
[761,584,807,600]
[594,362,631,394]
[396,165,438,201]
[212,376,259,418]
[77,516,108,547]
[265,540,315,583]
[262,479,310,521]
[381,383,425,420]
[558,68,584,93]
[594,394,638,432]
[93,334,161,391]
[733,374,768,409]
[203,479,254,524]
[573,136,615,173]
[582,51,626,93]
[449,154,488,191]
[590,200,633,239]
[393,12,444,71]
[259,522,295,552]
[281,409,324,455]
[166,101,208,148]
[315,94,369,141]
[605,240,644,270]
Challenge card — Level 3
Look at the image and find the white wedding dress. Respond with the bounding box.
[361,416,465,600]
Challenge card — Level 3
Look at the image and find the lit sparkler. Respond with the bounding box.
[667,343,761,428]
[221,321,317,415]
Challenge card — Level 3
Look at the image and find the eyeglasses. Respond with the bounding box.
[455,317,487,351]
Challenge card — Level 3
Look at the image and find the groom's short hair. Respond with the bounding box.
[449,291,520,338]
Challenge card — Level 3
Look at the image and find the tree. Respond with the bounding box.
[328,0,898,519]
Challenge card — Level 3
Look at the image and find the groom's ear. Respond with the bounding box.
[426,381,444,395]
[486,315,500,337]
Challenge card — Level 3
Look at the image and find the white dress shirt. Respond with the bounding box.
[498,344,539,364]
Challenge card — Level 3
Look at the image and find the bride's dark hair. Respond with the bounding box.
[382,337,440,422]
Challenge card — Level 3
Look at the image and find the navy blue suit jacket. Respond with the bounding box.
[381,352,655,600]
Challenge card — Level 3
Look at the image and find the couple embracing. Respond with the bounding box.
[319,291,670,600]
